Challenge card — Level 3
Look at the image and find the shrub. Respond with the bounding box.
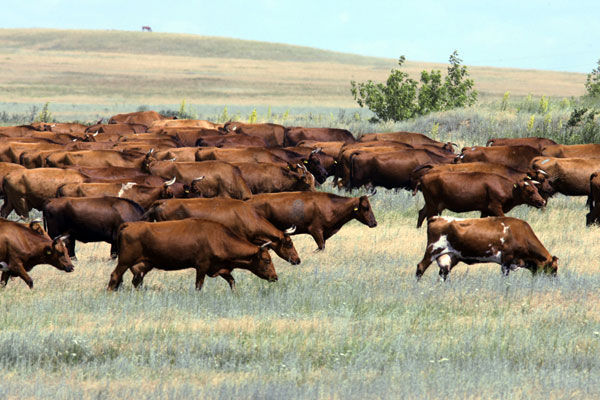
[34,102,53,123]
[585,59,600,97]
[350,51,477,122]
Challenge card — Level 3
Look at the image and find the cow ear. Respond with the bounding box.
[29,220,45,235]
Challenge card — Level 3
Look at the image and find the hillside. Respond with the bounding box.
[0,28,587,109]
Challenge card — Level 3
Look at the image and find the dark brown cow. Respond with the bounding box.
[196,134,267,148]
[416,171,546,228]
[0,219,74,288]
[108,111,169,127]
[341,149,454,191]
[153,148,198,162]
[43,197,146,259]
[284,127,355,146]
[223,122,286,147]
[0,162,25,197]
[359,131,455,151]
[142,156,253,200]
[295,140,346,158]
[541,144,600,159]
[486,137,557,151]
[144,198,300,267]
[19,143,116,168]
[531,156,600,197]
[229,162,315,193]
[57,178,183,209]
[247,191,377,251]
[107,219,277,291]
[0,125,39,138]
[456,145,541,172]
[2,168,89,218]
[416,216,558,280]
[46,150,147,169]
[64,166,166,186]
[586,172,600,225]
[0,142,64,164]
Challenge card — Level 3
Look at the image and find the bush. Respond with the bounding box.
[34,102,54,123]
[585,59,600,97]
[350,51,477,122]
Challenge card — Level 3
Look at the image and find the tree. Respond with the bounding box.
[585,59,600,97]
[350,51,478,122]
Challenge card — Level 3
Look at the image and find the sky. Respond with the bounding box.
[4,0,600,73]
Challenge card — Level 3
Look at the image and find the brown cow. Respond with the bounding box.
[284,127,355,146]
[43,197,147,259]
[85,123,147,135]
[57,178,183,209]
[46,149,148,169]
[0,162,25,197]
[149,119,222,130]
[142,156,253,200]
[487,137,556,151]
[456,145,541,172]
[108,111,168,127]
[223,122,286,147]
[231,162,315,193]
[542,144,600,158]
[196,134,267,148]
[359,131,455,152]
[143,198,300,267]
[0,219,74,288]
[530,156,600,197]
[416,171,546,228]
[247,191,377,251]
[2,168,89,218]
[107,219,277,291]
[153,148,198,162]
[416,216,558,280]
[64,166,166,186]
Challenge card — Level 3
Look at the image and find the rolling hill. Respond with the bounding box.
[0,28,587,109]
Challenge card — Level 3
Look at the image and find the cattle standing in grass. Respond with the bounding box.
[456,145,541,172]
[284,127,355,146]
[416,171,546,228]
[358,131,456,152]
[231,162,315,193]
[223,122,286,147]
[144,198,301,267]
[108,219,277,291]
[530,157,600,197]
[416,216,558,280]
[2,168,89,218]
[541,144,600,158]
[486,137,557,151]
[247,191,377,251]
[43,197,146,260]
[0,219,74,288]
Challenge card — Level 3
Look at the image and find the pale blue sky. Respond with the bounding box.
[4,0,599,72]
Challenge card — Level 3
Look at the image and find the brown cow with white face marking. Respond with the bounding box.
[0,219,74,288]
[416,216,558,280]
[108,219,277,291]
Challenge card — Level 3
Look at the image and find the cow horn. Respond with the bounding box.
[450,142,458,147]
[530,180,541,185]
[367,188,377,197]
[192,176,205,182]
[93,131,99,136]
[31,218,43,225]
[523,182,529,186]
[164,177,176,186]
[167,157,177,162]
[72,138,77,142]
[310,147,322,154]
[147,148,154,155]
[53,234,69,242]
[284,225,296,234]
[260,241,272,248]
[537,169,549,176]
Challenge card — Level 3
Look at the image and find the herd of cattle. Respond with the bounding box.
[0,109,598,289]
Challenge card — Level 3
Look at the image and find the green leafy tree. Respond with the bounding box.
[35,102,53,123]
[351,51,477,122]
[585,59,600,97]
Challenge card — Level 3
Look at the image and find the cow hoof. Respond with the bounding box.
[110,253,118,259]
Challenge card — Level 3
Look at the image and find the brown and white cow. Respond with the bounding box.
[416,216,558,280]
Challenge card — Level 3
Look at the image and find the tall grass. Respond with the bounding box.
[0,192,599,398]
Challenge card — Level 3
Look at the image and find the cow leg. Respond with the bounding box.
[109,242,118,259]
[586,204,600,226]
[0,271,10,287]
[108,262,130,290]
[12,263,33,288]
[487,202,505,217]
[417,206,428,228]
[66,238,77,261]
[436,254,458,281]
[220,272,236,291]
[309,228,325,251]
[416,248,435,280]
[417,202,438,228]
[0,198,14,218]
[131,262,151,288]
[195,269,206,291]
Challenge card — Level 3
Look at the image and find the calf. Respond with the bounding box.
[416,216,558,280]
[0,219,74,288]
[108,219,278,291]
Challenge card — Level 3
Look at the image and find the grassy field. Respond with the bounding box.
[1,191,599,399]
[0,28,587,117]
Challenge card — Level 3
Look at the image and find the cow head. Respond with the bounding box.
[288,163,316,191]
[525,174,555,200]
[159,177,178,198]
[250,243,278,282]
[141,149,157,173]
[43,236,74,273]
[270,226,301,265]
[353,194,377,228]
[514,180,546,208]
[301,152,328,184]
[530,255,558,276]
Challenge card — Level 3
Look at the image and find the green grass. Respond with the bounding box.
[1,192,599,399]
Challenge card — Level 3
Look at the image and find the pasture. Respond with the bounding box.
[1,191,599,399]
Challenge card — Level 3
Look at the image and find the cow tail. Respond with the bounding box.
[348,151,361,189]
[410,164,434,195]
